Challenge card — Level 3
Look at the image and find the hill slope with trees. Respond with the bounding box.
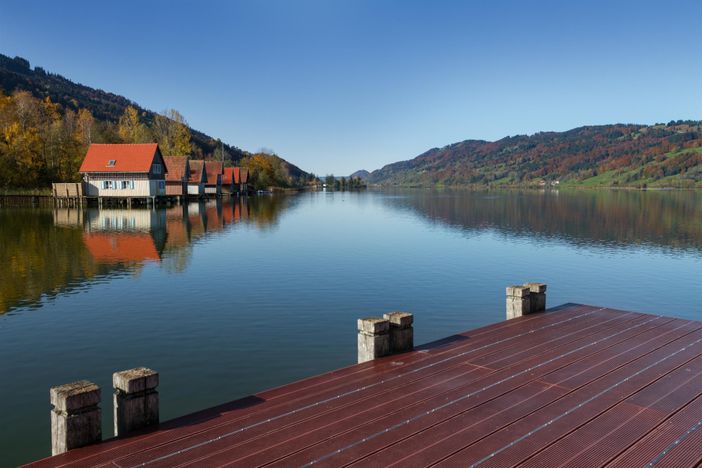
[0,53,313,190]
[368,123,702,188]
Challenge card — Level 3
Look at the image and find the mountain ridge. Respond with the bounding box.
[364,123,702,188]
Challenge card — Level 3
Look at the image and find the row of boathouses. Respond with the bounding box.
[54,143,249,205]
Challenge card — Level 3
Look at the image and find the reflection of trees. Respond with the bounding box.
[382,189,702,251]
[0,209,129,313]
[246,195,295,229]
[0,196,294,314]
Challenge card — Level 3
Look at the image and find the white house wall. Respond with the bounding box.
[187,183,204,195]
[85,179,166,197]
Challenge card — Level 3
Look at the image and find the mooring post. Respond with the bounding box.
[383,312,414,353]
[113,367,159,437]
[506,285,532,320]
[524,282,547,313]
[50,380,102,455]
[357,317,390,363]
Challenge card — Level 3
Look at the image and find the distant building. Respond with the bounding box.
[79,144,167,198]
[237,167,250,194]
[222,167,236,195]
[204,161,223,196]
[163,155,189,197]
[187,160,207,197]
[221,166,249,195]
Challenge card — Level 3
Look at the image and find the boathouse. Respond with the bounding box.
[204,161,223,196]
[222,167,235,195]
[163,155,189,198]
[187,160,206,197]
[79,144,167,201]
[222,167,249,195]
[238,167,249,194]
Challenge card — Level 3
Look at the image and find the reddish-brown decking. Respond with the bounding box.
[25,304,702,467]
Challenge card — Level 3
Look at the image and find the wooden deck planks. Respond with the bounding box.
[23,304,702,468]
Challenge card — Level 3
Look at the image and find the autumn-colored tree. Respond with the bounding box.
[117,106,150,143]
[152,109,192,156]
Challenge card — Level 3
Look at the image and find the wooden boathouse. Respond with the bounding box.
[26,285,702,467]
[79,143,167,206]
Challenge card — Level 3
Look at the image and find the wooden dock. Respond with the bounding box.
[25,303,702,467]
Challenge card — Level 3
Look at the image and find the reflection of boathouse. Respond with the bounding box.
[84,209,166,233]
[83,232,162,264]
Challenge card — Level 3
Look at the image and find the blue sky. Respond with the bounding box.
[2,0,701,175]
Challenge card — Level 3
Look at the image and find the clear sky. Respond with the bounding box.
[2,0,701,175]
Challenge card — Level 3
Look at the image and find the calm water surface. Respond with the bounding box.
[1,189,701,465]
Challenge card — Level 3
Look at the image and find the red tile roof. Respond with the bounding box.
[239,167,249,184]
[205,161,223,186]
[163,156,188,182]
[79,144,161,173]
[222,167,234,185]
[233,167,241,184]
[188,160,206,184]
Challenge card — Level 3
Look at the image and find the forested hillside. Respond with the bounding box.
[0,53,313,190]
[368,123,702,188]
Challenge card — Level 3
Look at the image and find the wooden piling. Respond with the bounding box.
[524,282,547,313]
[506,285,531,319]
[113,368,159,437]
[50,381,101,455]
[383,312,414,353]
[357,317,390,363]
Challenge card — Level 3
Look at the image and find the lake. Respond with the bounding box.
[1,189,701,466]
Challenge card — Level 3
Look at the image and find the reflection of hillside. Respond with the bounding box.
[383,190,702,251]
[0,209,129,314]
[0,196,291,314]
[246,195,292,229]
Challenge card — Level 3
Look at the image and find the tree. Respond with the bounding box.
[76,109,94,146]
[152,109,191,156]
[117,106,149,143]
[325,174,336,188]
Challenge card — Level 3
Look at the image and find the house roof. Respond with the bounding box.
[83,232,160,263]
[163,155,188,182]
[79,143,161,173]
[188,160,206,184]
[205,161,223,186]
[222,167,234,185]
[239,167,249,184]
[233,167,241,184]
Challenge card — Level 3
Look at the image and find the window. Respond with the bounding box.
[102,180,114,189]
[159,181,165,189]
[107,160,116,167]
[152,164,162,174]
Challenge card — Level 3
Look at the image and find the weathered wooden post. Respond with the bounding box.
[524,282,547,313]
[113,367,159,437]
[50,381,102,455]
[357,317,390,363]
[384,312,414,353]
[506,285,532,320]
